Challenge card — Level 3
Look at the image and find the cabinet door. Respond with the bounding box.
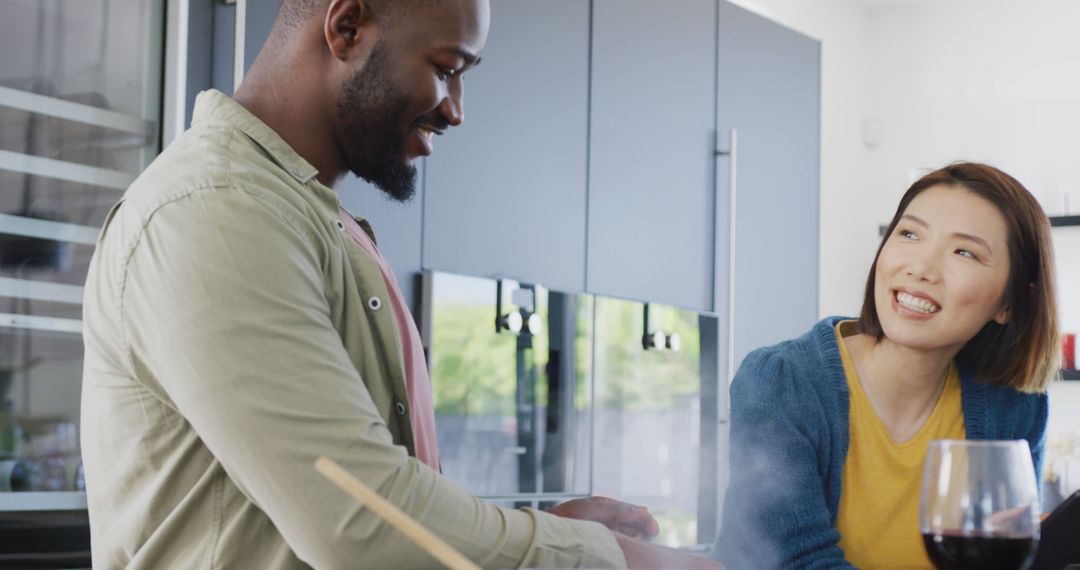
[422,0,591,293]
[716,1,821,370]
[587,0,718,312]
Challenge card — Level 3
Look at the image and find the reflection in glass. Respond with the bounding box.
[592,297,702,547]
[429,272,592,498]
[1,0,164,498]
[426,272,705,547]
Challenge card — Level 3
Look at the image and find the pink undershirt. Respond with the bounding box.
[338,208,440,470]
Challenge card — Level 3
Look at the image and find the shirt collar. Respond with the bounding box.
[191,89,321,185]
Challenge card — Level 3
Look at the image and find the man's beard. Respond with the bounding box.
[336,45,417,202]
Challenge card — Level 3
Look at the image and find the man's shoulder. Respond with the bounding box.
[121,124,305,225]
[123,124,239,210]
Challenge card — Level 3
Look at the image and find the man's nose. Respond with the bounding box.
[440,81,464,127]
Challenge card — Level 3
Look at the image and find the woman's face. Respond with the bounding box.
[874,184,1012,355]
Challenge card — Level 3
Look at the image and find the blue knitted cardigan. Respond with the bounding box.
[712,317,1048,569]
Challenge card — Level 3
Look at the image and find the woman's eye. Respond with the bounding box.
[955,248,978,260]
[898,229,917,240]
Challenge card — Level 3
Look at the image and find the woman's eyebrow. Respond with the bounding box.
[900,214,928,227]
[952,232,992,253]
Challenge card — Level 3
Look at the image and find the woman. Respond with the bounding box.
[713,163,1059,569]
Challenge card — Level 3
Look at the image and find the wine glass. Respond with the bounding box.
[920,440,1041,570]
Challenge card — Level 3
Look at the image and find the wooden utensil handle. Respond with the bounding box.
[314,456,481,570]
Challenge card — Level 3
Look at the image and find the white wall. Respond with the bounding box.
[864,0,1080,325]
[742,0,1080,487]
[862,0,1080,487]
[739,0,1080,319]
[864,0,1080,221]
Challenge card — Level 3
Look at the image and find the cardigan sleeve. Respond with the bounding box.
[712,348,856,570]
[1028,392,1049,497]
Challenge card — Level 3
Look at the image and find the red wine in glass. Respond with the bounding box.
[922,531,1037,570]
[920,440,1041,570]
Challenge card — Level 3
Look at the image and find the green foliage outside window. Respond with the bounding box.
[593,298,701,411]
[430,303,520,416]
[430,294,701,415]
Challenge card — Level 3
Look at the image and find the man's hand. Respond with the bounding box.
[614,532,725,569]
[547,496,660,540]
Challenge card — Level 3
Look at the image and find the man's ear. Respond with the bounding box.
[325,0,376,61]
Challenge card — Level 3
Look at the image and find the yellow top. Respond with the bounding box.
[834,321,965,569]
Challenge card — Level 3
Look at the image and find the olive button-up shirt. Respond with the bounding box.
[80,89,626,569]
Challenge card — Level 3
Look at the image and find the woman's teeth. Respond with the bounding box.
[896,291,940,314]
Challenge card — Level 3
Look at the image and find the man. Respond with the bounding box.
[81,0,723,567]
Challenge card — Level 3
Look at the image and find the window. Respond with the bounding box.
[0,0,164,507]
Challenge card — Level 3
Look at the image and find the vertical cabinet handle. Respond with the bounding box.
[233,0,247,91]
[715,129,737,382]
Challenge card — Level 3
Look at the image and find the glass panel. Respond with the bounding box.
[0,0,164,502]
[427,272,708,542]
[592,297,702,547]
[0,1,164,118]
[428,272,593,499]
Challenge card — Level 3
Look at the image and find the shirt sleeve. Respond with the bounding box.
[712,348,855,570]
[119,187,626,569]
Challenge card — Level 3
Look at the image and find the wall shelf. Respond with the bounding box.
[0,492,86,512]
[0,213,100,245]
[0,149,135,191]
[0,86,152,136]
[0,312,83,335]
[1051,216,1078,383]
[1049,215,1080,228]
[0,278,84,305]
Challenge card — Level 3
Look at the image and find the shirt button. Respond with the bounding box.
[368,296,382,311]
[395,402,407,415]
[335,220,346,231]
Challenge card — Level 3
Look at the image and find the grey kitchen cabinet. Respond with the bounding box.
[715,0,821,371]
[237,0,592,304]
[422,0,591,293]
[586,0,719,312]
[700,1,820,540]
[223,0,820,335]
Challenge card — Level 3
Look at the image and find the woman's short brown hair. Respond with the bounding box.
[858,162,1059,393]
